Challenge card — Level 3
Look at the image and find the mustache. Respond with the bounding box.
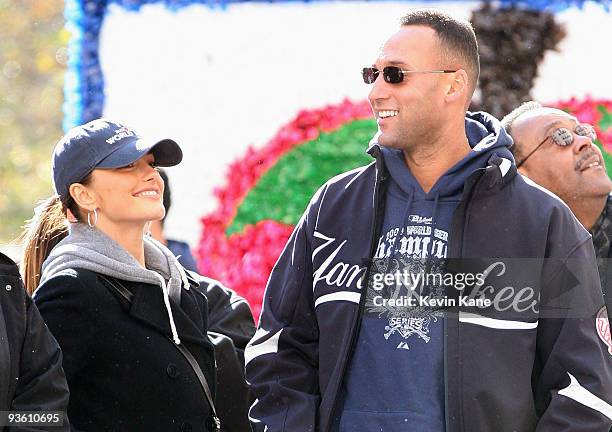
[575,149,598,171]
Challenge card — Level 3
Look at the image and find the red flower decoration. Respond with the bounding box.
[196,99,371,319]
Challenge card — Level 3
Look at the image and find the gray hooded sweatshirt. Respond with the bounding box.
[38,222,191,345]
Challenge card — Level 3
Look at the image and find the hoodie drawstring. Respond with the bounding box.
[428,192,441,263]
[401,189,415,235]
[153,272,181,345]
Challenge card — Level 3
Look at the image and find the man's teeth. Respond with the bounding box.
[378,110,399,119]
[136,191,158,197]
[585,162,600,169]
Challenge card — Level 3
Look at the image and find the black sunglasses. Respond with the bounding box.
[516,124,597,168]
[362,66,458,84]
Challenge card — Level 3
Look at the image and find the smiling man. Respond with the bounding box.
[502,101,612,320]
[246,10,612,432]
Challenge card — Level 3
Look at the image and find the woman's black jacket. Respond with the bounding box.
[34,267,255,432]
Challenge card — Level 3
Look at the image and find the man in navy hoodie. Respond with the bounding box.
[246,9,612,432]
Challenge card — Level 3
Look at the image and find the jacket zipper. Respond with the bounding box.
[443,166,490,432]
[326,154,388,431]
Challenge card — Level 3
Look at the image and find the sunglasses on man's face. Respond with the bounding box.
[362,66,458,84]
[516,123,598,168]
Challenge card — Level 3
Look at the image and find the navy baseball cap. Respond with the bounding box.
[52,118,182,200]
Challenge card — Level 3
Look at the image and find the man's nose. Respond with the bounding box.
[368,74,391,103]
[573,135,593,155]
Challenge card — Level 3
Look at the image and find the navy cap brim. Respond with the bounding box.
[96,137,183,169]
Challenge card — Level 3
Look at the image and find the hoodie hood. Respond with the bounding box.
[39,222,190,344]
[376,111,514,200]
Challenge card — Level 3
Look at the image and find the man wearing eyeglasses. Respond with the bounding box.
[246,9,612,432]
[502,101,612,320]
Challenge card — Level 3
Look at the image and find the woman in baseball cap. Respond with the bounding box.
[20,119,222,431]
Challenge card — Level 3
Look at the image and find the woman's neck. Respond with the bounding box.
[148,220,168,246]
[95,220,147,267]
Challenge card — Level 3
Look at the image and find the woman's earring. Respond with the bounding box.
[87,208,98,228]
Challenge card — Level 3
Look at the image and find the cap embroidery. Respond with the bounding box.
[106,126,135,145]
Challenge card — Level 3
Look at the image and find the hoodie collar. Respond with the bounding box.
[367,111,517,193]
[39,223,189,344]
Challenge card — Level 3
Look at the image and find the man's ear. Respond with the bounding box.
[445,69,468,104]
[69,183,97,211]
[515,153,529,176]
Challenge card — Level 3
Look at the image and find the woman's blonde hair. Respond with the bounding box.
[21,174,92,294]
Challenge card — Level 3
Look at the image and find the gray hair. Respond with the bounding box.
[500,101,543,157]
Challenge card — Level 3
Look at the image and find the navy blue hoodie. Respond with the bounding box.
[336,116,514,431]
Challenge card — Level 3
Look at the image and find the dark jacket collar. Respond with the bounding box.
[98,275,210,348]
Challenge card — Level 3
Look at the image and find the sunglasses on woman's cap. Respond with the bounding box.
[362,66,458,84]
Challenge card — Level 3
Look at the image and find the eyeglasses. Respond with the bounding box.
[362,66,458,84]
[516,123,597,169]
